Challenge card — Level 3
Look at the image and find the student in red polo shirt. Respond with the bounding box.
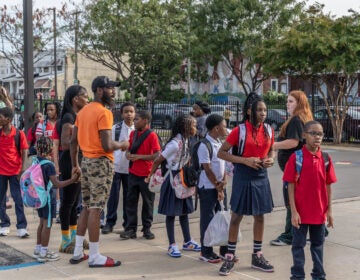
[121,110,161,240]
[0,107,29,237]
[284,121,336,280]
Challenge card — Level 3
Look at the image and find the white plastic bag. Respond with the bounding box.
[203,202,242,247]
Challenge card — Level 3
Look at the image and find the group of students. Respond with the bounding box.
[0,82,336,279]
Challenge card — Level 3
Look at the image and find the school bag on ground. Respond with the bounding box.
[20,158,53,227]
[204,201,242,247]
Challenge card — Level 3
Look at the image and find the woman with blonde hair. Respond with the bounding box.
[270,90,313,246]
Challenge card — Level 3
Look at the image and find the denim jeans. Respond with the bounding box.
[105,172,128,228]
[198,187,228,256]
[0,175,27,229]
[291,224,326,280]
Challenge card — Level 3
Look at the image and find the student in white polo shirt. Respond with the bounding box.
[197,114,228,263]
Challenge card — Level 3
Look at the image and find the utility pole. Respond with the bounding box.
[49,8,58,98]
[73,10,81,85]
[23,0,34,131]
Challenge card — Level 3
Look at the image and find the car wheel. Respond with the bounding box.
[164,118,172,130]
[270,122,278,131]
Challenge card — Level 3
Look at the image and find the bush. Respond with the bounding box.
[263,91,287,105]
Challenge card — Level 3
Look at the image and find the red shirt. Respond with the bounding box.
[128,128,161,177]
[52,124,63,151]
[283,147,337,224]
[0,126,29,175]
[35,120,55,138]
[226,121,274,158]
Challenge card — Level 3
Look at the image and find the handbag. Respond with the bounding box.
[170,169,196,199]
[148,168,170,193]
[203,201,242,247]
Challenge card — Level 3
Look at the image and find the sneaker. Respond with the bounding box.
[0,227,10,236]
[142,228,155,240]
[182,239,201,252]
[168,244,181,258]
[32,250,40,259]
[270,238,290,246]
[219,254,235,276]
[37,251,60,262]
[100,219,105,229]
[119,229,137,239]
[101,224,113,234]
[251,252,274,272]
[199,252,222,264]
[17,228,30,238]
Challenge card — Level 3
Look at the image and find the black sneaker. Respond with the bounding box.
[251,252,274,272]
[199,252,221,264]
[142,228,155,240]
[218,254,235,276]
[120,229,137,239]
[101,224,113,234]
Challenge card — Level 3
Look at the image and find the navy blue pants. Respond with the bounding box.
[198,187,228,256]
[105,172,128,228]
[291,224,326,280]
[0,175,27,229]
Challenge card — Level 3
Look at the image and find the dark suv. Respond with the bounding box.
[150,103,192,129]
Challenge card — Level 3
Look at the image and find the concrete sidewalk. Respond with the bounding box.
[1,198,360,280]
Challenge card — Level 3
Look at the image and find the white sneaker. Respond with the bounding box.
[17,228,30,238]
[33,250,40,259]
[37,251,60,262]
[0,227,10,236]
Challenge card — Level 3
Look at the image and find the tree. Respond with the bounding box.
[0,4,67,79]
[263,5,360,144]
[191,0,304,95]
[77,0,189,101]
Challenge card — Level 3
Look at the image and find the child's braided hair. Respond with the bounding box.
[36,136,53,158]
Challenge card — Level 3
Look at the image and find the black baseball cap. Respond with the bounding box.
[91,76,120,93]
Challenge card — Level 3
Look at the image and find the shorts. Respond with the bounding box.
[37,190,56,220]
[81,157,114,209]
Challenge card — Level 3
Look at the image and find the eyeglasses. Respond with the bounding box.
[305,131,324,137]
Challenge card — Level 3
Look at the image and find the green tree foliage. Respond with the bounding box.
[263,4,360,143]
[191,0,304,95]
[78,0,189,101]
[0,4,66,78]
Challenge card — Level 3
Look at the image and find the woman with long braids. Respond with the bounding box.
[146,114,201,258]
[217,92,275,276]
[58,85,89,253]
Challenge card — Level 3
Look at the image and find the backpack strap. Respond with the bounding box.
[295,149,303,182]
[322,151,330,172]
[237,123,246,156]
[130,129,153,154]
[114,121,123,142]
[263,123,273,141]
[199,137,213,169]
[0,128,21,155]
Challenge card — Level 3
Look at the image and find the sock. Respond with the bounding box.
[88,241,106,265]
[40,246,48,257]
[69,225,77,242]
[61,230,71,248]
[253,240,262,254]
[35,244,41,253]
[73,235,85,257]
[226,241,237,259]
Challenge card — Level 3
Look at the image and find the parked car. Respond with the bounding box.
[314,107,360,141]
[265,109,287,131]
[151,103,192,129]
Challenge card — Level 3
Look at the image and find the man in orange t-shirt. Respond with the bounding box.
[70,76,129,268]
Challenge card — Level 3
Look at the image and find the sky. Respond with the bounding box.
[0,0,358,17]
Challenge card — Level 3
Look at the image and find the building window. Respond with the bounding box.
[43,67,49,73]
[271,79,278,92]
[57,65,62,71]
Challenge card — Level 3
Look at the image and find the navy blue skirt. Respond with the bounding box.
[230,164,274,216]
[158,171,194,216]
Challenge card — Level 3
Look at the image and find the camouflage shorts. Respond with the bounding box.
[81,157,114,209]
